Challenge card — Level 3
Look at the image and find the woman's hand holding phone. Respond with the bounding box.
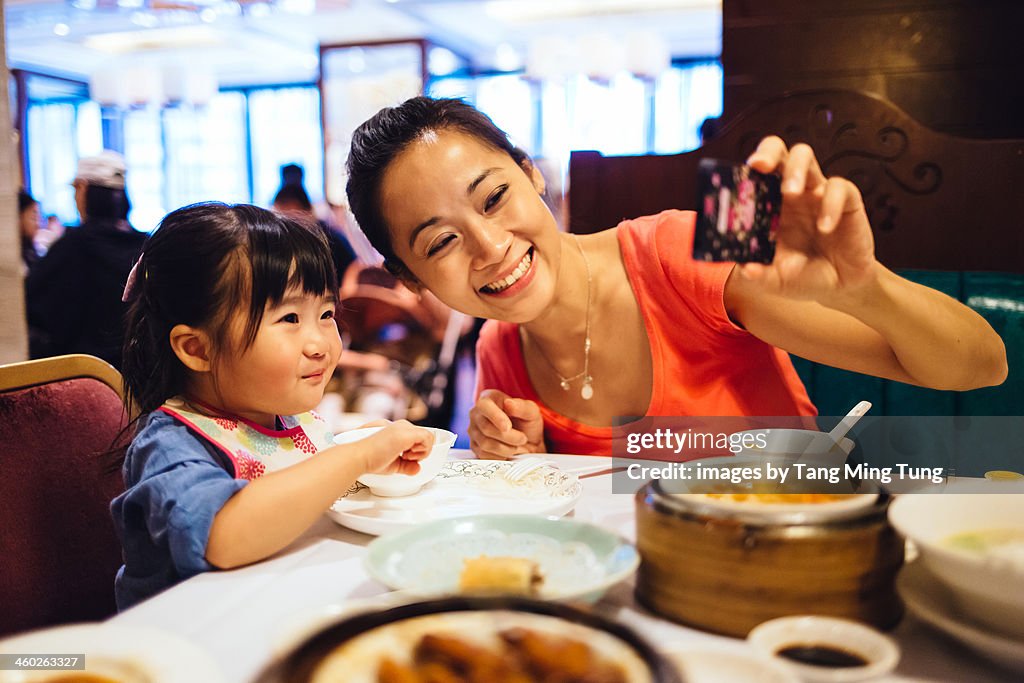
[737,137,879,305]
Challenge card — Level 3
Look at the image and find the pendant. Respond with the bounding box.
[581,379,594,400]
[560,380,570,391]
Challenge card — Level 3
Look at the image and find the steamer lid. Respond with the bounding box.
[640,480,890,527]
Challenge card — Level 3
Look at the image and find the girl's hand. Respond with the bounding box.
[468,390,546,460]
[362,420,434,475]
[740,137,878,304]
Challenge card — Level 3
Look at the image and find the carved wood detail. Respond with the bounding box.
[568,89,1024,272]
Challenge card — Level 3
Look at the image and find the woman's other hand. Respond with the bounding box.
[741,137,878,304]
[468,389,546,459]
[363,420,434,474]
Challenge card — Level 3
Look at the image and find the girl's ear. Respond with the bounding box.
[169,324,213,372]
[520,158,547,196]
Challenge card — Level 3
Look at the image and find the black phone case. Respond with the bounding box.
[693,158,782,264]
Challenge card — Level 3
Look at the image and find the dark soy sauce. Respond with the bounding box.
[776,644,868,668]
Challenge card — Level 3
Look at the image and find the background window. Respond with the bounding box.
[23,73,102,225]
[163,94,249,211]
[248,87,324,207]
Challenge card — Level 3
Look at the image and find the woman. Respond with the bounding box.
[17,190,42,271]
[346,97,1007,457]
[271,180,357,284]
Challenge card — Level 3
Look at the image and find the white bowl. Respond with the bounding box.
[734,428,855,461]
[332,426,456,497]
[887,486,1024,638]
[747,615,900,682]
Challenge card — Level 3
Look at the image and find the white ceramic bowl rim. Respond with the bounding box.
[747,615,900,683]
[734,427,856,452]
[332,425,457,445]
[888,494,1024,576]
[333,426,457,497]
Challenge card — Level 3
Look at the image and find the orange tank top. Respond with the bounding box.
[474,210,817,456]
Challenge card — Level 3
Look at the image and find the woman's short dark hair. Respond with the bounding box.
[346,96,530,276]
[85,184,131,221]
[121,202,337,415]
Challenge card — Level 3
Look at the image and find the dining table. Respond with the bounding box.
[108,450,1015,683]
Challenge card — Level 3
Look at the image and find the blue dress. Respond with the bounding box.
[110,411,247,610]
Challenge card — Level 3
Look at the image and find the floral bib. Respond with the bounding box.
[158,397,336,480]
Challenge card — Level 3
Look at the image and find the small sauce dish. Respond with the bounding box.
[747,615,900,682]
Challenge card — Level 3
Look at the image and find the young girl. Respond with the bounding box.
[345,97,1007,458]
[111,202,434,610]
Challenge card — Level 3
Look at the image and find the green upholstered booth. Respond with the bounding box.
[790,271,1024,417]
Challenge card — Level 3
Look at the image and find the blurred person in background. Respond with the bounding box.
[699,115,722,145]
[271,164,356,283]
[35,214,66,255]
[25,151,147,369]
[18,190,42,272]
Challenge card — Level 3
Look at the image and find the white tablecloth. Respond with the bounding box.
[109,452,1014,682]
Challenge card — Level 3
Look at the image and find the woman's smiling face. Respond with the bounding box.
[379,129,563,323]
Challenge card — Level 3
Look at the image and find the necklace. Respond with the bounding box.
[532,234,594,401]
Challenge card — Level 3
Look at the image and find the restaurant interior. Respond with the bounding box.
[0,1,1022,681]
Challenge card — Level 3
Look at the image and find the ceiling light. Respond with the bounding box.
[248,2,272,18]
[131,12,160,27]
[53,23,71,36]
[487,0,717,23]
[493,43,521,72]
[428,46,459,76]
[84,26,221,54]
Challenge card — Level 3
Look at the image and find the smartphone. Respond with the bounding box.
[693,158,782,264]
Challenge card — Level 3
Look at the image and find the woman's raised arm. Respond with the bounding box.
[724,137,1007,391]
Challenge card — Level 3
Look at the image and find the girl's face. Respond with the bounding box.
[379,130,562,323]
[213,287,341,427]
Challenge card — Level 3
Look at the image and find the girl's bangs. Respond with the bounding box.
[240,212,338,348]
[250,218,337,305]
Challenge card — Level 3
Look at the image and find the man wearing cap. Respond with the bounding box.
[25,151,146,370]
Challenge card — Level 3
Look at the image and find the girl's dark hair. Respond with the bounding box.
[345,96,530,276]
[121,202,337,416]
[84,184,131,221]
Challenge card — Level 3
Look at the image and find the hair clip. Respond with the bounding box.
[122,256,142,302]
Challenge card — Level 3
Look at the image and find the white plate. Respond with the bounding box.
[328,460,583,536]
[364,514,638,602]
[897,560,1024,673]
[0,623,225,683]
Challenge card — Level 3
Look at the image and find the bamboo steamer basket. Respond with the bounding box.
[634,481,904,637]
